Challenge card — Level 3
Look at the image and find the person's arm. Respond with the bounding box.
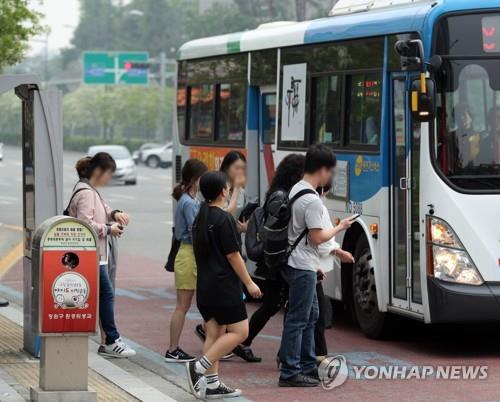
[185,199,198,231]
[309,224,349,245]
[225,186,241,216]
[75,193,122,238]
[305,199,353,245]
[332,248,355,263]
[226,252,261,298]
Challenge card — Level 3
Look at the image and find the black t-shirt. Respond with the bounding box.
[194,206,243,307]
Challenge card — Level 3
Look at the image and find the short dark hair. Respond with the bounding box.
[304,144,336,174]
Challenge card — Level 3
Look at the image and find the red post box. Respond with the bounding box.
[32,217,99,335]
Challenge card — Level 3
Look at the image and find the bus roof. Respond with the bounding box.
[177,0,499,61]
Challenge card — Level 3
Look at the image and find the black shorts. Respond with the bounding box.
[197,302,247,325]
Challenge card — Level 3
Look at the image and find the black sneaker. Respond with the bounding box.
[165,347,195,363]
[194,324,206,342]
[303,369,320,381]
[206,382,241,399]
[233,345,262,363]
[185,361,204,399]
[278,373,319,387]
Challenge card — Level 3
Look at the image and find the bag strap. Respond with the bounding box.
[287,188,316,255]
[289,188,316,204]
[64,188,90,213]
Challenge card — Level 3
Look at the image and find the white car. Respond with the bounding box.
[142,143,173,169]
[88,145,138,185]
[132,142,161,164]
[0,143,3,161]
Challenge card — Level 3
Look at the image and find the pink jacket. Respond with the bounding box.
[68,180,114,262]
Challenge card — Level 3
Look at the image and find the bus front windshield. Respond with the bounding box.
[435,13,500,191]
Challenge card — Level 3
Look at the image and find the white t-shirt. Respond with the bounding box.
[317,204,340,272]
[287,180,326,271]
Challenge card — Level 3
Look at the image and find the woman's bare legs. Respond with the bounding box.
[169,289,194,350]
[203,319,249,373]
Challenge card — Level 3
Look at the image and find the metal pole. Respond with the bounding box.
[158,51,166,142]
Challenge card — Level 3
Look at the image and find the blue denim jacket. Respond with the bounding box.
[174,193,199,244]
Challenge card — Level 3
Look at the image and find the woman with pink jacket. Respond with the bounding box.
[68,152,136,358]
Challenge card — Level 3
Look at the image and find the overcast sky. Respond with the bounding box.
[28,0,80,56]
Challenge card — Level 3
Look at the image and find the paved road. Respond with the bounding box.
[0,145,172,262]
[2,145,500,401]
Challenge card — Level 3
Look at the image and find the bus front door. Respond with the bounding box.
[390,76,423,315]
[258,90,277,202]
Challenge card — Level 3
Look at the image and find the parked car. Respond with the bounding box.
[142,143,173,168]
[88,145,138,185]
[0,143,3,161]
[132,142,161,165]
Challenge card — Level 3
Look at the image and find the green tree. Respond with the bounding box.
[0,0,44,71]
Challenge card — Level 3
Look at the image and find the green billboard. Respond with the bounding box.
[83,51,149,85]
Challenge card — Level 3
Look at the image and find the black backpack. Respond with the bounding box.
[245,206,266,262]
[262,189,315,270]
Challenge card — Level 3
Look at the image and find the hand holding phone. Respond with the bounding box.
[348,214,361,221]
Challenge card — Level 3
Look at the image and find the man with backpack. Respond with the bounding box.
[278,144,354,387]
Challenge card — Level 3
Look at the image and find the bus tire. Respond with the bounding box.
[352,235,386,339]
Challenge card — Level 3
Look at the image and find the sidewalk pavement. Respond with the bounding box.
[0,224,250,402]
[0,296,197,401]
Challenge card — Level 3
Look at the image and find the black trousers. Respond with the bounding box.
[243,276,287,346]
[314,283,328,357]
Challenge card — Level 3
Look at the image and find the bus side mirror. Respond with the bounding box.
[411,75,436,122]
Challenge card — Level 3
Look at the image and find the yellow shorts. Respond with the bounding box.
[174,243,197,290]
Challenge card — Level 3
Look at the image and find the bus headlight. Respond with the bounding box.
[428,218,483,286]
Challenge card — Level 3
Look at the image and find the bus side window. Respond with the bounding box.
[311,75,342,146]
[346,73,382,147]
[188,84,215,142]
[216,83,245,144]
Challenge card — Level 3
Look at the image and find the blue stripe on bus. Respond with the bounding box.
[303,4,430,45]
[247,86,259,132]
[338,154,382,203]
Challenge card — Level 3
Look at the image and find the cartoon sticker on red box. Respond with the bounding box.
[52,270,90,309]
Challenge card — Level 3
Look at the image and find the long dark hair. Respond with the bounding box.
[266,154,305,198]
[219,150,246,174]
[192,171,228,259]
[172,159,208,201]
[76,152,116,179]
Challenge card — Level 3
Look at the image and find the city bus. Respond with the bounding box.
[173,0,500,338]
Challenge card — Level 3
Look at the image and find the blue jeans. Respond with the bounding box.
[100,264,120,345]
[279,266,319,379]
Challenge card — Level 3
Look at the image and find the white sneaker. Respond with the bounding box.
[98,338,136,358]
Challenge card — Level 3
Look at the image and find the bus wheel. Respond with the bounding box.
[352,236,386,339]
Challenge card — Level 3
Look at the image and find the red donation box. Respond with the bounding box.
[33,217,99,335]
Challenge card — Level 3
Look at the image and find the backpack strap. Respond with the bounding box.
[287,188,316,255]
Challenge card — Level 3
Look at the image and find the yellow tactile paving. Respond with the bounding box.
[0,315,139,401]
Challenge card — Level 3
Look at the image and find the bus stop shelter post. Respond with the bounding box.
[13,82,64,357]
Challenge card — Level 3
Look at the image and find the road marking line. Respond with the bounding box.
[0,241,23,279]
[0,224,22,232]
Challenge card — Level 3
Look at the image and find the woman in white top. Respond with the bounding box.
[315,184,354,362]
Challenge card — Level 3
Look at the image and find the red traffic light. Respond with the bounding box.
[124,62,133,70]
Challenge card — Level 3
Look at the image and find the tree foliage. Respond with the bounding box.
[0,0,44,71]
[63,85,172,140]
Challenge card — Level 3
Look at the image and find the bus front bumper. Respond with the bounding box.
[427,277,500,323]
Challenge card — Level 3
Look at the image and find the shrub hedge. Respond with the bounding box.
[0,132,145,152]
